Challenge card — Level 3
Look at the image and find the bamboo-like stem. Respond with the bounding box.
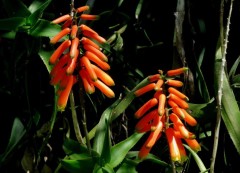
[69,91,84,144]
[210,0,234,172]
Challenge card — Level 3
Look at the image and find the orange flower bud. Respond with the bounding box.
[57,75,74,111]
[154,79,164,91]
[168,87,189,101]
[79,69,95,94]
[168,94,189,109]
[135,109,158,133]
[82,30,106,44]
[166,67,188,76]
[83,44,108,62]
[148,74,161,83]
[181,109,197,126]
[146,116,163,148]
[135,98,158,119]
[49,40,71,65]
[158,94,166,116]
[134,83,156,97]
[70,24,78,39]
[80,14,99,20]
[92,80,115,98]
[169,113,191,139]
[165,79,183,87]
[84,51,110,71]
[50,27,71,44]
[184,139,201,152]
[80,56,97,81]
[91,64,115,86]
[76,5,89,13]
[52,14,71,24]
[70,37,80,58]
[81,37,100,50]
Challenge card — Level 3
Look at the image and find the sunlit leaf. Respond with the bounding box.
[27,0,52,25]
[29,19,61,38]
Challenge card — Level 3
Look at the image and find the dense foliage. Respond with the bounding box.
[0,0,240,173]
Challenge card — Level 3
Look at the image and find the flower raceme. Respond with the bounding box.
[49,5,115,111]
[133,67,200,163]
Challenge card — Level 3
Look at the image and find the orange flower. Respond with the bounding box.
[49,40,71,65]
[84,51,110,71]
[165,128,181,162]
[135,109,158,133]
[158,93,166,116]
[57,75,74,111]
[135,98,158,119]
[166,67,188,76]
[169,113,191,139]
[92,80,115,98]
[168,93,189,109]
[91,64,115,86]
[168,87,189,101]
[134,83,156,97]
[165,79,183,87]
[50,27,71,44]
[184,138,201,152]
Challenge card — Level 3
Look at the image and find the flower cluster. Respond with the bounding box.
[49,5,115,111]
[134,67,201,163]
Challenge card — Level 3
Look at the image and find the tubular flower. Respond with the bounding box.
[49,4,115,111]
[134,67,200,163]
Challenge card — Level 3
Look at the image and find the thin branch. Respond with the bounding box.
[78,78,92,154]
[210,0,234,172]
[69,91,84,144]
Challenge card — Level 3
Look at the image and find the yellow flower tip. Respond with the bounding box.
[57,105,66,112]
[171,156,181,162]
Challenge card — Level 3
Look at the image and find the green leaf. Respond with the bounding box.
[0,31,17,39]
[215,47,240,154]
[135,0,144,19]
[102,163,115,173]
[195,48,210,102]
[188,98,215,120]
[61,159,94,173]
[116,160,138,173]
[0,17,26,31]
[0,117,26,163]
[184,144,209,173]
[110,76,151,121]
[125,151,170,167]
[29,19,61,37]
[2,0,30,17]
[27,0,52,25]
[38,48,53,73]
[93,100,121,163]
[109,132,144,168]
[229,55,240,79]
[63,138,89,155]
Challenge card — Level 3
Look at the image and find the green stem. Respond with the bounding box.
[69,91,84,144]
